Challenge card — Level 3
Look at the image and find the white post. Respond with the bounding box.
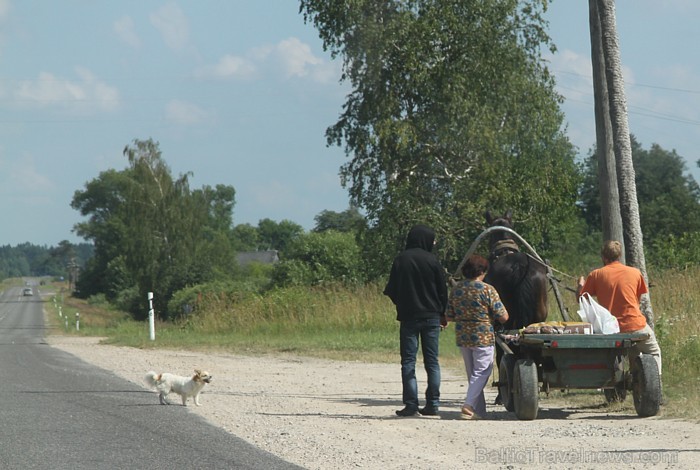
[148,292,155,341]
[76,312,80,331]
[59,306,62,318]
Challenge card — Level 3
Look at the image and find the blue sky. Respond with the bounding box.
[1,1,698,246]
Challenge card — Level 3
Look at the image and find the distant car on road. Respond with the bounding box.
[23,288,33,296]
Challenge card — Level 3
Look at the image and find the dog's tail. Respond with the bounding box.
[144,371,161,388]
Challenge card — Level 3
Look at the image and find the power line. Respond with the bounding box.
[555,69,700,95]
[555,70,700,127]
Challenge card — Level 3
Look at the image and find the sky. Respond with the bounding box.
[1,1,699,247]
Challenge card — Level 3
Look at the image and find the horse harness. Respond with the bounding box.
[489,238,521,262]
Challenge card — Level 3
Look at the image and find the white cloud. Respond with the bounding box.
[0,155,54,196]
[150,3,190,51]
[197,37,338,84]
[114,15,140,48]
[552,49,591,78]
[265,37,338,83]
[547,49,592,101]
[14,67,120,112]
[165,99,208,125]
[275,37,323,78]
[194,54,256,80]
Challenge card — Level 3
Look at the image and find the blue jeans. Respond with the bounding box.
[399,318,441,410]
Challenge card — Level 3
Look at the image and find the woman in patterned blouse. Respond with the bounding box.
[446,254,509,419]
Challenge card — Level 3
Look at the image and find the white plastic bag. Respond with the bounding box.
[577,292,620,334]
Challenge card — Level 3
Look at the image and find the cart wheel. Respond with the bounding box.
[498,354,516,412]
[513,359,539,420]
[632,354,661,417]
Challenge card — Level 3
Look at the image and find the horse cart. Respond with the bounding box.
[495,329,662,420]
[456,219,662,421]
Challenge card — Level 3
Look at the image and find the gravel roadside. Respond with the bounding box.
[47,335,699,469]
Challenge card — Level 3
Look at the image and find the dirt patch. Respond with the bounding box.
[47,336,699,469]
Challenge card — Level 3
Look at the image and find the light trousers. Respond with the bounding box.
[628,324,662,375]
[460,345,494,417]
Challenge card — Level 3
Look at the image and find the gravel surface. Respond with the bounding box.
[47,336,699,469]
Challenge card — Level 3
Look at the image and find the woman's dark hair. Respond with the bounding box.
[461,254,489,279]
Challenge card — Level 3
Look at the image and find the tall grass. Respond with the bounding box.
[647,266,700,419]
[49,282,459,363]
[177,283,463,363]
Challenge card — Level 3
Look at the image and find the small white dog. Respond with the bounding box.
[144,369,213,406]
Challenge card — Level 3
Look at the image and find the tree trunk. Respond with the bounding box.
[596,0,654,327]
[588,0,624,252]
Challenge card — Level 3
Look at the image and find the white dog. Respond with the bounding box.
[144,369,213,406]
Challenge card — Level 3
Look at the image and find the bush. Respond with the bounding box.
[87,293,110,306]
[114,286,143,320]
[270,231,365,288]
[648,232,700,270]
[167,280,259,320]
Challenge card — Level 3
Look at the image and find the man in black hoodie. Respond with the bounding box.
[384,224,448,417]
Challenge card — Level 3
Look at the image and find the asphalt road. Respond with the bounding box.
[0,282,301,470]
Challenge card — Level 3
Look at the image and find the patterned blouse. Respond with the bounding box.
[446,280,508,348]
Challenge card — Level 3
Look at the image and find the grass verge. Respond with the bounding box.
[42,266,700,421]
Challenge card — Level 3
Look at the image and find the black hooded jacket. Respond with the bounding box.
[383,225,448,321]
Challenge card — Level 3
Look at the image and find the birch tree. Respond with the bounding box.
[301,0,579,272]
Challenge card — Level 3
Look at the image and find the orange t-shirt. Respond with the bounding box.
[580,261,648,332]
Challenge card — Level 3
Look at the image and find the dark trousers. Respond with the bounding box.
[399,318,441,410]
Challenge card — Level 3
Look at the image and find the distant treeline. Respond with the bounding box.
[0,241,94,280]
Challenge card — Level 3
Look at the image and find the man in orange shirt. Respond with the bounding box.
[577,240,662,375]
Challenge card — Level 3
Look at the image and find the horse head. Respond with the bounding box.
[485,209,513,229]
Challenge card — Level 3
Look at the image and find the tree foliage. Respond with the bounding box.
[313,206,366,233]
[0,241,92,280]
[579,136,700,244]
[230,219,306,254]
[231,223,260,252]
[270,231,364,287]
[256,218,304,254]
[300,0,580,273]
[71,138,238,319]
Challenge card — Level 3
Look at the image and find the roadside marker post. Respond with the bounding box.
[148,292,155,341]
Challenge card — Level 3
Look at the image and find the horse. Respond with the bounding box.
[484,210,549,407]
[484,210,548,330]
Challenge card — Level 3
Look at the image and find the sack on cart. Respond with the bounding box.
[577,292,620,334]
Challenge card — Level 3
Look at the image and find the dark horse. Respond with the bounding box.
[484,210,548,330]
[485,210,549,406]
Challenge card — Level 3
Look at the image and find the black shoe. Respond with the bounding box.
[419,406,439,416]
[395,407,418,417]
